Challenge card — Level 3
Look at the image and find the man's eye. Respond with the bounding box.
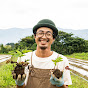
[39,33,43,35]
[47,33,51,36]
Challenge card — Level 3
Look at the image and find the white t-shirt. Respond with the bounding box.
[17,50,72,85]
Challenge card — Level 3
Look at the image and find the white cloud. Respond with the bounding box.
[0,0,88,30]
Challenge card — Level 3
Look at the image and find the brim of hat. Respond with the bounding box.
[33,23,58,36]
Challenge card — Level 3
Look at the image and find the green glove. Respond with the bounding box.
[13,73,26,86]
[50,72,64,87]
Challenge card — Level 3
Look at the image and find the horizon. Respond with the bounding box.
[0,27,88,31]
[0,27,88,45]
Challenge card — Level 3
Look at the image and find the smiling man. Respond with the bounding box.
[34,27,55,57]
[15,19,72,88]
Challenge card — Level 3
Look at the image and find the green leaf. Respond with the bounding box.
[22,49,32,54]
[26,59,29,61]
[52,56,63,66]
[15,50,25,57]
[52,60,56,62]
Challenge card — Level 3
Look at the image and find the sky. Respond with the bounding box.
[0,0,88,30]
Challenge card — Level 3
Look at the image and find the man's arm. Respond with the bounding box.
[17,84,25,88]
[57,85,68,88]
[62,85,68,88]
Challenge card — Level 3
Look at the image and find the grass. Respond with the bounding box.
[65,52,88,60]
[0,57,17,88]
[0,52,88,88]
[0,68,88,88]
[0,63,16,88]
[69,73,88,88]
[65,52,88,88]
[0,53,10,55]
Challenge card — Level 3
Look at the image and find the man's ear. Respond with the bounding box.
[34,34,36,38]
[52,39,55,44]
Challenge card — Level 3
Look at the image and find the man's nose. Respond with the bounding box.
[42,33,46,38]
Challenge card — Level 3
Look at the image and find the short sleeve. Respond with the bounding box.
[63,57,72,85]
[17,52,32,63]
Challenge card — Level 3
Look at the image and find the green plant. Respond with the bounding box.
[52,57,63,66]
[6,50,31,79]
[51,57,63,79]
[65,52,88,60]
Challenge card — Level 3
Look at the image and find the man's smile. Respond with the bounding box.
[39,38,49,42]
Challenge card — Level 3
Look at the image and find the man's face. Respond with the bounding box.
[34,27,55,50]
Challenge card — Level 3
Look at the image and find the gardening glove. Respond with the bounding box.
[13,73,26,86]
[50,72,64,87]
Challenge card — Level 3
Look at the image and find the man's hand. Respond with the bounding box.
[50,72,64,87]
[12,72,26,86]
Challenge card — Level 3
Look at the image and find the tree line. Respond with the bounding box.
[0,31,88,55]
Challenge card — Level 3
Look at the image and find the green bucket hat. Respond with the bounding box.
[33,19,58,38]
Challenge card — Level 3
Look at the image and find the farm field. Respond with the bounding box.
[65,52,88,60]
[69,73,88,88]
[66,53,88,88]
[0,53,88,88]
[0,55,11,63]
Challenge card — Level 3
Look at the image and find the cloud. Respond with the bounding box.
[0,0,88,30]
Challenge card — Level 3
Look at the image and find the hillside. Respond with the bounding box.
[0,28,88,45]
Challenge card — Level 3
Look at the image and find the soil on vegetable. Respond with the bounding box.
[53,69,63,79]
[11,61,28,79]
[13,64,25,79]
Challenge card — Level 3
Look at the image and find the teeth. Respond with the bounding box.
[41,41,46,43]
[39,39,48,43]
[41,41,46,44]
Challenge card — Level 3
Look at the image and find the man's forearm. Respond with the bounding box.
[63,85,68,88]
[17,84,25,88]
[57,85,68,88]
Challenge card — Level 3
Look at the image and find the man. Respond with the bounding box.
[15,19,72,88]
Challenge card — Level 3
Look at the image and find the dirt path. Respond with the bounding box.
[0,55,11,63]
[68,58,88,81]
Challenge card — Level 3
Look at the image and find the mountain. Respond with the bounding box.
[58,28,88,40]
[0,28,88,45]
[0,28,33,45]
